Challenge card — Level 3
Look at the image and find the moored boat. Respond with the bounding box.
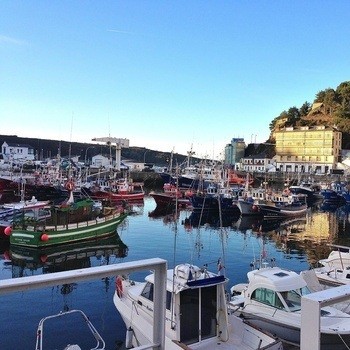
[288,181,323,203]
[149,183,192,209]
[189,182,240,215]
[82,177,144,204]
[114,262,283,349]
[229,265,350,348]
[9,201,128,248]
[0,196,51,238]
[256,195,308,218]
[35,309,106,350]
[311,244,350,287]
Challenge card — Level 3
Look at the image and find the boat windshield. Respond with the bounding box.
[279,286,310,311]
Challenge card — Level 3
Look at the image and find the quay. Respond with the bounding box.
[1,257,350,350]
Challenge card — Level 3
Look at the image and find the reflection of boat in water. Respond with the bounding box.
[9,234,128,276]
[183,210,239,229]
[232,216,263,233]
[233,216,307,234]
[319,201,345,212]
[148,206,184,228]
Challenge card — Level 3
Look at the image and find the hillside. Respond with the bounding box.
[269,80,350,148]
[0,134,193,166]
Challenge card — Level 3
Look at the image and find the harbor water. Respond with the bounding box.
[0,196,350,349]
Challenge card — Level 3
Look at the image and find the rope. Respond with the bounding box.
[338,333,350,349]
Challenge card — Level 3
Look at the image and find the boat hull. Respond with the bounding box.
[190,195,239,214]
[239,309,350,349]
[9,212,128,248]
[235,199,262,216]
[257,203,307,218]
[150,193,190,208]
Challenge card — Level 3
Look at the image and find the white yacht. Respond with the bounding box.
[229,265,350,348]
[113,263,283,349]
[312,244,350,286]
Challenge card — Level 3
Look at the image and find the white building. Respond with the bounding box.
[1,141,35,161]
[90,154,131,170]
[240,152,274,173]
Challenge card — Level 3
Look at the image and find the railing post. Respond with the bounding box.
[153,261,167,349]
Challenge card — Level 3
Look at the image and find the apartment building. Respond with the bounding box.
[274,126,342,174]
[224,138,246,167]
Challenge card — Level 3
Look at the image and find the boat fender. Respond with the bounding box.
[125,326,134,349]
[65,180,75,192]
[40,233,49,241]
[116,275,124,297]
[4,226,12,236]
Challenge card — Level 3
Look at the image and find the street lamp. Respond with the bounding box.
[84,147,95,165]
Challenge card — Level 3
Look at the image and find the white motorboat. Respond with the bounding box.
[35,309,105,350]
[113,263,283,350]
[229,265,350,348]
[0,196,50,237]
[312,244,350,286]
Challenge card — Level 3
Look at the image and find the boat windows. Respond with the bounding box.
[280,287,310,311]
[251,288,280,307]
[140,282,172,310]
[141,282,154,301]
[279,291,300,310]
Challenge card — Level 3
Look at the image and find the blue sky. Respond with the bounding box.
[1,1,349,159]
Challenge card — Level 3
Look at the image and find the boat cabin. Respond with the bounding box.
[139,263,228,345]
[242,267,311,312]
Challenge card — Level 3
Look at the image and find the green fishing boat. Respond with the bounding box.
[9,199,128,248]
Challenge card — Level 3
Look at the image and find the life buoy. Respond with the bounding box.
[65,180,75,191]
[116,275,123,297]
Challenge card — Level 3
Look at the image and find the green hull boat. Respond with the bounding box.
[9,212,128,248]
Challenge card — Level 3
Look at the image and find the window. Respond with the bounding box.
[251,288,278,307]
[141,282,154,301]
[141,282,172,310]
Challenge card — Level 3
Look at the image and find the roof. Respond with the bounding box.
[244,151,271,159]
[311,102,324,110]
[3,142,34,149]
[247,267,306,292]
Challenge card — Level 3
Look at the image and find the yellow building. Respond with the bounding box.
[274,125,342,174]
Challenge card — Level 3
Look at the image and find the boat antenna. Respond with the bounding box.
[170,164,179,330]
[217,194,227,277]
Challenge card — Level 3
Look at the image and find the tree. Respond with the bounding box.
[299,101,311,116]
[315,90,326,103]
[323,88,339,115]
[286,106,301,126]
[336,81,350,108]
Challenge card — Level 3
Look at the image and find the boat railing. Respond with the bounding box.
[20,211,125,232]
[0,258,168,350]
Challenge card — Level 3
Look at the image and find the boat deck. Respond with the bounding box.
[186,315,283,350]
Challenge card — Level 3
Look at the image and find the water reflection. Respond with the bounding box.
[5,233,128,278]
[182,210,240,229]
[172,203,350,270]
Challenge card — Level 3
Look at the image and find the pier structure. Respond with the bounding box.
[301,284,350,349]
[0,258,167,350]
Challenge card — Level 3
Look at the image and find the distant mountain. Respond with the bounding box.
[0,134,194,166]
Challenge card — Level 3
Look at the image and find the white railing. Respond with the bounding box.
[301,284,350,350]
[0,257,168,350]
